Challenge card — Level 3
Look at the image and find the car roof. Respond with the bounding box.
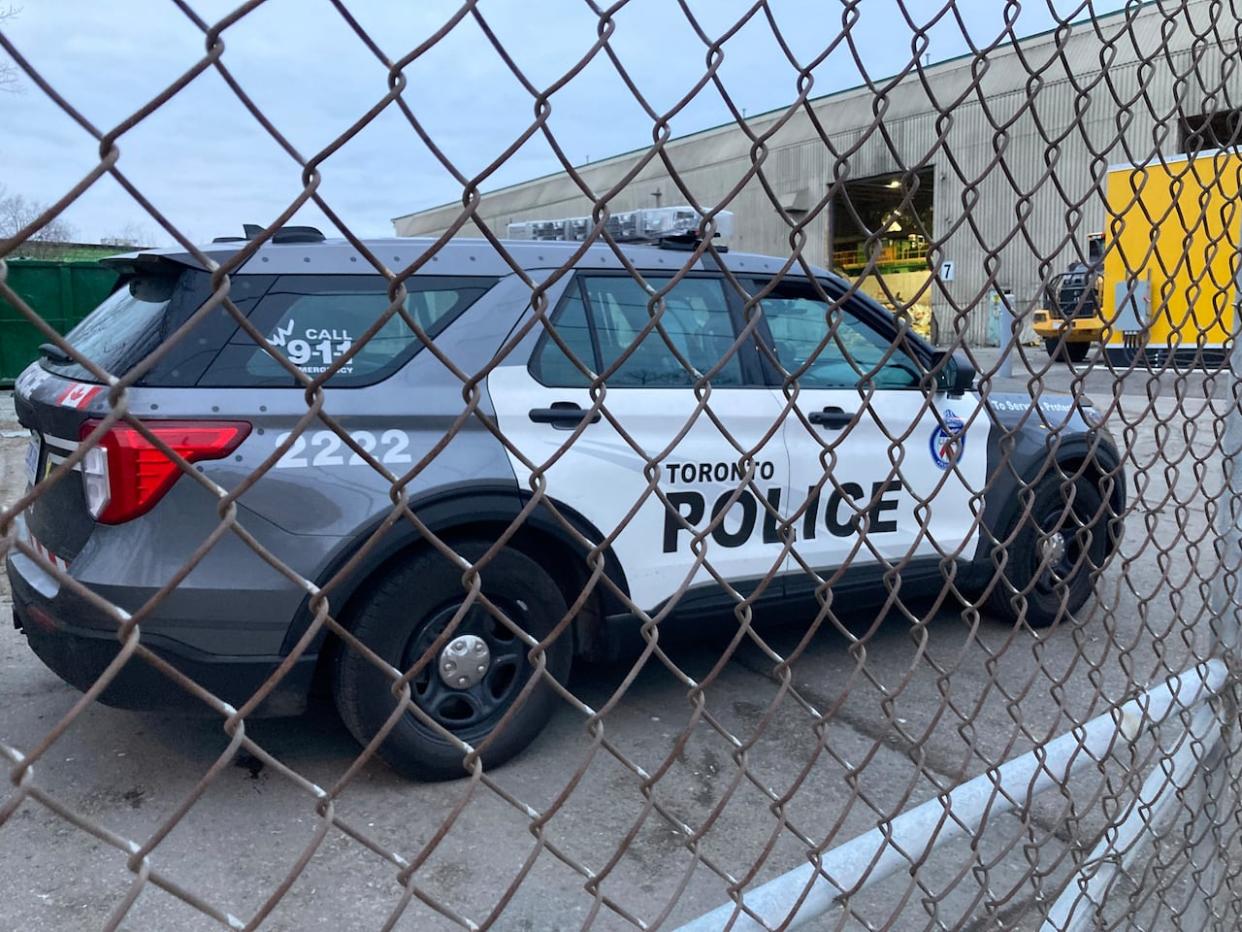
[112,237,831,280]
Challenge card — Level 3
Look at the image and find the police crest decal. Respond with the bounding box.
[929,410,966,469]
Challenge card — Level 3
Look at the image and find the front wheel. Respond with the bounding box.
[333,541,573,780]
[985,475,1111,628]
[1044,337,1090,364]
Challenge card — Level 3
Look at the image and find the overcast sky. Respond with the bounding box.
[1,0,1127,245]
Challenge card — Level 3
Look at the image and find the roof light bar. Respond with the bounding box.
[506,206,733,248]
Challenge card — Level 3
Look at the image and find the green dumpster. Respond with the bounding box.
[0,259,121,385]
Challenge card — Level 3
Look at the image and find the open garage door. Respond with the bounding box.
[829,168,938,344]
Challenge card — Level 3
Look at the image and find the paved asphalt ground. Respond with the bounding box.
[0,346,1232,930]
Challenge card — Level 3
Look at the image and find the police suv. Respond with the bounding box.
[7,213,1124,779]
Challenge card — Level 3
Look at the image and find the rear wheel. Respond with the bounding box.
[1065,341,1089,363]
[333,541,573,780]
[985,475,1110,628]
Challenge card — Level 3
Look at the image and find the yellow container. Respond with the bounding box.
[1102,152,1241,362]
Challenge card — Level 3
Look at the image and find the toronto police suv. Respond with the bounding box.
[6,220,1124,779]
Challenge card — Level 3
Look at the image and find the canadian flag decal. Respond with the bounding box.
[56,383,104,409]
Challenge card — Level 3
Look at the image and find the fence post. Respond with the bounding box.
[1185,321,1242,930]
[997,288,1018,378]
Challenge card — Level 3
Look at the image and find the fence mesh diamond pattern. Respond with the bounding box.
[1,1,1241,929]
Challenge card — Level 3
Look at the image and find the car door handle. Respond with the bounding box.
[528,402,601,429]
[808,406,854,430]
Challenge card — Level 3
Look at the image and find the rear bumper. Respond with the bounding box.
[6,555,315,717]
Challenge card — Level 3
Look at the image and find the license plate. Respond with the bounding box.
[24,434,41,485]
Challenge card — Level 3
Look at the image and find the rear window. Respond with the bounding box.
[198,275,497,387]
[54,278,170,377]
[42,268,271,386]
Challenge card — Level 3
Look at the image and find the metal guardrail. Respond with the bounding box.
[680,660,1230,931]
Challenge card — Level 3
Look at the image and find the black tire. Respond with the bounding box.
[1044,336,1089,364]
[333,541,573,780]
[985,475,1110,628]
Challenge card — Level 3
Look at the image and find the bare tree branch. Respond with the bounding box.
[0,6,21,93]
[0,184,76,257]
[99,221,154,249]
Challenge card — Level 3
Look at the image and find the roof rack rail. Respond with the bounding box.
[506,206,732,251]
[237,224,327,244]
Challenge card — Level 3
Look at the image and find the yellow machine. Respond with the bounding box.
[1100,152,1239,366]
[1032,234,1107,362]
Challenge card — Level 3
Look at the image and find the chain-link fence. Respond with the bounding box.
[1,1,1241,928]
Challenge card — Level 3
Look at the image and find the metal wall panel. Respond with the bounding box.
[393,0,1225,347]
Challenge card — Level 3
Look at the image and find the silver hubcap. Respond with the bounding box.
[438,634,491,689]
[1040,532,1068,566]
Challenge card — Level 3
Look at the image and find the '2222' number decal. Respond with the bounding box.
[273,430,412,469]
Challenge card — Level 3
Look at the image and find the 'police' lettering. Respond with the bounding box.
[868,480,901,534]
[660,469,904,551]
[660,481,902,552]
[762,487,783,544]
[710,490,756,547]
[663,491,705,553]
[826,482,865,537]
[803,487,821,540]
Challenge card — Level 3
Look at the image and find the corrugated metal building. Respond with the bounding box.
[392,0,1236,345]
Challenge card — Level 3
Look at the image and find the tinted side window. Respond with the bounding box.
[758,283,921,389]
[583,276,743,387]
[529,291,595,387]
[199,275,496,387]
[531,276,746,388]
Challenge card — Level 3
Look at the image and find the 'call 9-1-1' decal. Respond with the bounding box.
[660,459,903,552]
[273,430,412,468]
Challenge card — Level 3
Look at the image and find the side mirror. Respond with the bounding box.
[933,350,976,396]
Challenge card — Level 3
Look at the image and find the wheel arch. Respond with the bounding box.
[989,433,1126,553]
[285,482,632,690]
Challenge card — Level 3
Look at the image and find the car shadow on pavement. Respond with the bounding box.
[5,594,960,798]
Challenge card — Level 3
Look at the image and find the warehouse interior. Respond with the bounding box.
[831,168,937,339]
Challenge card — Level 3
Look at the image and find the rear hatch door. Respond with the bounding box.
[14,258,269,564]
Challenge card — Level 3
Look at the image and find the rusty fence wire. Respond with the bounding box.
[1,0,1242,929]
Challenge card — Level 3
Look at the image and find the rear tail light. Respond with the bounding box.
[78,420,251,524]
